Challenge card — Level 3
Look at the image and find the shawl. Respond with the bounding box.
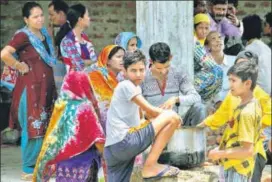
[194,41,223,102]
[114,32,142,51]
[33,71,105,182]
[88,45,119,132]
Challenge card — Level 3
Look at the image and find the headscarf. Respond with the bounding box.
[194,13,210,25]
[89,45,120,131]
[194,13,210,46]
[114,32,142,51]
[33,71,105,182]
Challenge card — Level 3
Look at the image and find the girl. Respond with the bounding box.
[59,4,97,72]
[194,13,210,46]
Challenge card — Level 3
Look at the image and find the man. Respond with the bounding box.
[194,0,208,15]
[141,42,206,126]
[208,0,243,39]
[227,0,238,15]
[263,12,272,48]
[48,0,69,93]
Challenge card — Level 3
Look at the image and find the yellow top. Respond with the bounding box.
[204,85,271,160]
[219,100,262,177]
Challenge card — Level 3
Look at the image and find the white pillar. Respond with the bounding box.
[136,1,194,79]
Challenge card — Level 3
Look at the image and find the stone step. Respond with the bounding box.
[130,166,219,182]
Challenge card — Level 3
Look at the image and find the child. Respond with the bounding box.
[114,32,142,52]
[194,13,210,46]
[207,61,262,181]
[104,50,181,182]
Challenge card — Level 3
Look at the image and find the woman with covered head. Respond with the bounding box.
[0,2,57,180]
[89,45,125,131]
[114,32,142,52]
[33,71,105,182]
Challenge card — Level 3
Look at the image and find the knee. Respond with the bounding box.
[162,110,180,126]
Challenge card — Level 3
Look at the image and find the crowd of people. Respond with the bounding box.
[0,0,271,182]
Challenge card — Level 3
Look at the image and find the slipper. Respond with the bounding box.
[21,173,33,181]
[143,165,180,181]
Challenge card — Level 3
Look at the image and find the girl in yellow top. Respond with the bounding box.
[194,13,210,46]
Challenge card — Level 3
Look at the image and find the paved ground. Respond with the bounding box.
[1,145,271,182]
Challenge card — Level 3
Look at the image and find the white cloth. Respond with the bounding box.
[105,80,141,147]
[213,55,236,103]
[245,40,271,95]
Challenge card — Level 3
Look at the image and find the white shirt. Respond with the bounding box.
[213,55,236,103]
[246,40,271,95]
[105,80,141,147]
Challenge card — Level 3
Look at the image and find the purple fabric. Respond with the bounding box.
[208,14,242,38]
[56,148,100,182]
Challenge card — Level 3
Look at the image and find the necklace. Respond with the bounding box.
[28,28,45,41]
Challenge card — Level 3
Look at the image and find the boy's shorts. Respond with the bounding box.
[104,122,155,182]
[224,168,251,182]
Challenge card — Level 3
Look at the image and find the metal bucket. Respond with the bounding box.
[158,126,206,169]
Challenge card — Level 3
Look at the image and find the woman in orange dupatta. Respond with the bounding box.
[89,45,125,132]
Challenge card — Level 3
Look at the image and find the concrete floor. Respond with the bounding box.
[0,145,55,182]
[1,145,271,182]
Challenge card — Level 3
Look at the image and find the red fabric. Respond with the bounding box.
[8,32,57,138]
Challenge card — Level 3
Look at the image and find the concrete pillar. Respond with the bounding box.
[136,1,194,79]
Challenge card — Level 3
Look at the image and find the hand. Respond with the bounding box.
[159,97,178,110]
[208,147,222,161]
[227,13,240,27]
[17,62,29,75]
[196,121,206,128]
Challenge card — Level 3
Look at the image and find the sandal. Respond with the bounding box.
[143,165,180,181]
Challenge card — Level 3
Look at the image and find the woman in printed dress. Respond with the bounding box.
[0,2,57,180]
[58,3,97,72]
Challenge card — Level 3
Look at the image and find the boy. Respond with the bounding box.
[198,50,272,182]
[104,50,181,182]
[206,61,262,181]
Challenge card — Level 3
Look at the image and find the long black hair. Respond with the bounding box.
[55,4,86,52]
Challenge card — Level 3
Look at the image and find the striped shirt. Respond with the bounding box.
[141,66,201,113]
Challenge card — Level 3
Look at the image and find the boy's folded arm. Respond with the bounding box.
[219,142,254,159]
[131,94,163,118]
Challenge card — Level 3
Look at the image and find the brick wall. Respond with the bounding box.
[0,1,136,53]
[236,1,271,19]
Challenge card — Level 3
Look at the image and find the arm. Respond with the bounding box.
[198,92,233,130]
[256,87,272,127]
[221,18,243,37]
[1,46,29,74]
[209,142,254,160]
[179,72,201,106]
[132,94,163,118]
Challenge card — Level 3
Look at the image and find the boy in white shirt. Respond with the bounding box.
[104,50,181,182]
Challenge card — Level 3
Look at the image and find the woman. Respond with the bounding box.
[0,2,57,180]
[59,4,97,72]
[194,38,223,103]
[114,32,142,52]
[205,31,236,106]
[88,45,125,181]
[33,71,105,182]
[89,45,125,131]
[194,13,210,46]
